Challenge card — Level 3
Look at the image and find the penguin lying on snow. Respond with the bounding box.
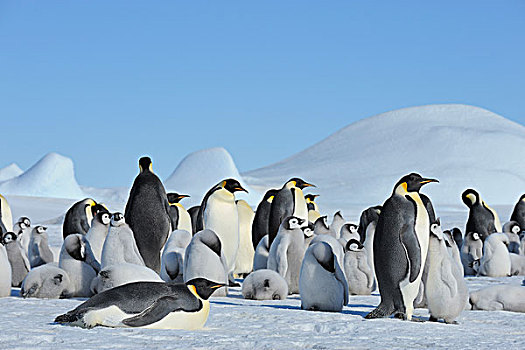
[242,269,288,300]
[54,278,225,329]
[91,263,162,294]
[21,263,72,299]
[469,285,525,312]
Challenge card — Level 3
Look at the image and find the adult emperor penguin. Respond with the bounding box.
[462,189,502,241]
[85,211,111,263]
[510,194,525,230]
[366,173,438,321]
[187,206,200,235]
[166,193,192,234]
[476,233,511,277]
[460,232,483,276]
[251,189,278,249]
[0,233,12,296]
[358,206,382,243]
[344,239,375,295]
[54,278,226,329]
[450,227,463,251]
[28,226,54,268]
[63,198,105,239]
[299,241,348,312]
[101,213,145,269]
[124,156,171,273]
[305,194,321,224]
[268,178,314,247]
[2,232,30,287]
[196,179,248,276]
[234,199,255,277]
[0,194,13,234]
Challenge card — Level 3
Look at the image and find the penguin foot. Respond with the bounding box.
[394,312,406,320]
[444,320,459,325]
[365,304,393,319]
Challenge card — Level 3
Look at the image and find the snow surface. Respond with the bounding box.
[244,104,525,211]
[0,163,23,182]
[0,153,86,199]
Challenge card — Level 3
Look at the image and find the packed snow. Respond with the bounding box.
[0,163,23,182]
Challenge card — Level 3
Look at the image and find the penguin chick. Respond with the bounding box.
[343,239,374,295]
[242,269,288,300]
[469,285,525,312]
[91,263,162,294]
[460,232,483,276]
[13,216,31,257]
[443,230,463,275]
[28,226,54,268]
[503,221,521,254]
[101,213,145,269]
[160,230,192,283]
[339,223,360,247]
[509,253,525,276]
[313,216,336,237]
[302,224,315,248]
[300,242,348,312]
[2,232,29,287]
[253,235,270,271]
[21,263,72,299]
[330,211,345,239]
[85,211,111,263]
[477,233,511,277]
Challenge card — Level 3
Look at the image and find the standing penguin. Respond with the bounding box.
[101,213,145,269]
[460,232,483,276]
[450,227,463,251]
[0,194,13,234]
[502,221,521,254]
[476,233,511,277]
[366,173,438,321]
[339,223,360,246]
[251,189,278,249]
[443,230,463,275]
[234,200,255,277]
[187,206,200,235]
[343,239,375,295]
[462,189,502,241]
[268,178,314,246]
[510,194,525,230]
[85,211,111,263]
[196,179,247,276]
[14,217,31,258]
[358,206,382,243]
[160,229,192,283]
[0,237,11,296]
[330,211,345,239]
[299,242,348,312]
[305,194,321,224]
[166,193,192,234]
[63,198,106,238]
[28,226,54,268]
[2,232,30,287]
[313,216,336,237]
[267,216,306,294]
[125,157,172,273]
[425,222,468,324]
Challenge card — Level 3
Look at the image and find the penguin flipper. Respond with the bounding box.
[334,261,349,305]
[275,236,290,277]
[122,296,200,327]
[399,223,421,283]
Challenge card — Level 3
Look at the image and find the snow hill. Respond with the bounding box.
[244,104,525,209]
[0,163,23,182]
[164,147,260,207]
[0,152,86,199]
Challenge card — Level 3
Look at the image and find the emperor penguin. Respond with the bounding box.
[510,194,525,230]
[442,230,463,275]
[59,234,101,297]
[28,226,54,268]
[339,223,360,247]
[313,216,336,237]
[2,232,30,287]
[251,189,278,249]
[267,216,306,294]
[91,263,162,294]
[55,278,226,329]
[310,233,345,273]
[358,206,382,243]
[299,242,348,312]
[0,234,12,296]
[302,224,315,247]
[425,222,468,324]
[21,264,72,299]
[101,213,145,269]
[63,198,106,238]
[166,193,192,234]
[196,179,248,275]
[450,227,463,250]
[234,199,255,277]
[183,229,228,297]
[268,178,314,247]
[460,232,483,276]
[253,235,270,271]
[242,269,288,300]
[366,173,438,321]
[0,194,13,234]
[305,194,321,224]
[124,156,172,273]
[14,217,31,258]
[476,233,511,277]
[187,206,200,235]
[469,285,525,312]
[462,189,502,241]
[509,253,525,275]
[343,239,375,295]
[503,221,521,254]
[85,211,111,263]
[160,229,192,283]
[330,211,345,239]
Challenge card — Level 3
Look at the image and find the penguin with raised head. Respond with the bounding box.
[313,216,336,237]
[476,233,511,277]
[160,229,192,283]
[305,194,321,224]
[85,211,111,263]
[1,232,29,287]
[166,193,192,234]
[358,206,382,243]
[443,230,463,274]
[251,189,278,249]
[28,226,54,268]
[366,173,438,321]
[63,198,106,238]
[125,157,171,273]
[300,242,348,312]
[343,239,374,295]
[330,211,345,239]
[54,278,226,329]
[14,217,31,258]
[510,194,525,230]
[450,227,463,250]
[503,221,521,254]
[253,235,270,271]
[460,232,483,276]
[267,216,306,294]
[462,189,502,241]
[101,213,145,269]
[0,194,13,234]
[187,206,200,235]
[234,199,255,277]
[196,179,247,276]
[268,178,314,246]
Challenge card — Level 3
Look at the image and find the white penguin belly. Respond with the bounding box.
[292,188,308,224]
[175,204,193,233]
[0,246,12,297]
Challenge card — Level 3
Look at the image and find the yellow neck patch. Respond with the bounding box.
[187,285,201,299]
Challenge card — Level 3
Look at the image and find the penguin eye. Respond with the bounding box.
[291,219,297,225]
[350,243,358,250]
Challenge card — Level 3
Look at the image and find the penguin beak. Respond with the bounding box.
[178,194,190,200]
[303,182,316,188]
[211,284,226,289]
[234,185,248,193]
[420,178,439,185]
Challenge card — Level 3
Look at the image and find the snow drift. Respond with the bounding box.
[165,147,260,206]
[0,153,86,199]
[244,104,525,208]
[0,163,23,182]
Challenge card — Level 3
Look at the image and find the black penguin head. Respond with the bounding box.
[138,157,152,173]
[345,239,364,252]
[263,189,278,203]
[305,194,319,203]
[462,189,480,207]
[394,173,438,194]
[18,217,31,229]
[519,194,525,202]
[1,232,16,245]
[286,178,315,190]
[167,193,190,204]
[110,213,125,226]
[95,212,111,226]
[92,203,108,217]
[220,179,248,194]
[186,278,226,300]
[284,216,305,230]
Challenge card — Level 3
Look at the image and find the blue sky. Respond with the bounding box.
[1,1,524,188]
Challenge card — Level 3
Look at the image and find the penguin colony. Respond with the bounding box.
[0,157,524,331]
